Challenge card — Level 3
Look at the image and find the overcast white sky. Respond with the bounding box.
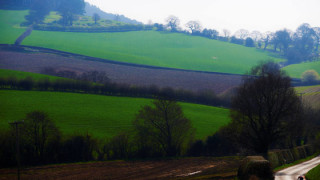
[85,0,320,34]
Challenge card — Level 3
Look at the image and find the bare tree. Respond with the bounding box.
[230,62,303,155]
[21,111,60,162]
[223,29,231,38]
[234,29,249,39]
[250,30,262,42]
[262,31,274,50]
[166,15,180,32]
[185,20,202,34]
[133,98,194,156]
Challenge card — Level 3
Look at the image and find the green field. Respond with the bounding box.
[22,31,284,75]
[283,60,320,78]
[0,90,230,139]
[306,164,320,180]
[0,68,64,81]
[0,10,27,44]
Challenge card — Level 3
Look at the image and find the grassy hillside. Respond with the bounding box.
[0,10,284,75]
[0,90,230,139]
[295,84,320,109]
[3,10,318,77]
[283,60,320,78]
[0,10,27,44]
[21,30,284,75]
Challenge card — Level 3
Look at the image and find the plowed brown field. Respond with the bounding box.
[0,46,242,94]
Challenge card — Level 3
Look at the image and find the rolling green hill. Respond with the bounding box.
[1,10,318,77]
[0,10,284,75]
[0,90,230,139]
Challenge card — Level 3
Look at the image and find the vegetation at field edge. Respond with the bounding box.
[306,164,320,180]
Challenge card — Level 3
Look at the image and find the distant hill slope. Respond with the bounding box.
[2,10,318,77]
[85,2,142,25]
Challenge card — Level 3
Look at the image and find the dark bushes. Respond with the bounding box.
[237,156,274,180]
[0,75,228,107]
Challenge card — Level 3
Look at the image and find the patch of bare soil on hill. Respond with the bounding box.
[0,157,241,180]
[0,47,242,94]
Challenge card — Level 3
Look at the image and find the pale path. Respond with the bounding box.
[275,155,320,180]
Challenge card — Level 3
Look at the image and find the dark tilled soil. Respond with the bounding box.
[0,47,242,94]
[0,157,241,180]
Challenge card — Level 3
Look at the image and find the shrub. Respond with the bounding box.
[237,156,274,180]
[301,70,320,84]
[245,37,255,47]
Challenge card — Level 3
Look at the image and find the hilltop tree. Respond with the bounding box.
[133,98,194,156]
[202,28,219,39]
[24,0,51,25]
[272,29,291,53]
[230,62,302,155]
[250,30,262,42]
[223,29,231,38]
[234,29,249,39]
[57,0,85,26]
[92,13,100,25]
[262,31,274,50]
[185,21,202,34]
[166,15,180,32]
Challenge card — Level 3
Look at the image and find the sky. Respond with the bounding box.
[85,0,320,34]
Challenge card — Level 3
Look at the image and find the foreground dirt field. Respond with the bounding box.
[0,157,241,180]
[0,46,242,94]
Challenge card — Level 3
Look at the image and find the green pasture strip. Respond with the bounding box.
[0,90,230,139]
[22,30,283,75]
[306,163,320,180]
[0,69,64,81]
[0,10,28,44]
[283,60,320,78]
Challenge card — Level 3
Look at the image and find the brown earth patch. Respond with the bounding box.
[0,46,242,94]
[0,157,241,180]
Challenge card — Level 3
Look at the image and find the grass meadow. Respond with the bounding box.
[283,60,320,78]
[0,90,230,139]
[0,10,27,44]
[21,30,284,75]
